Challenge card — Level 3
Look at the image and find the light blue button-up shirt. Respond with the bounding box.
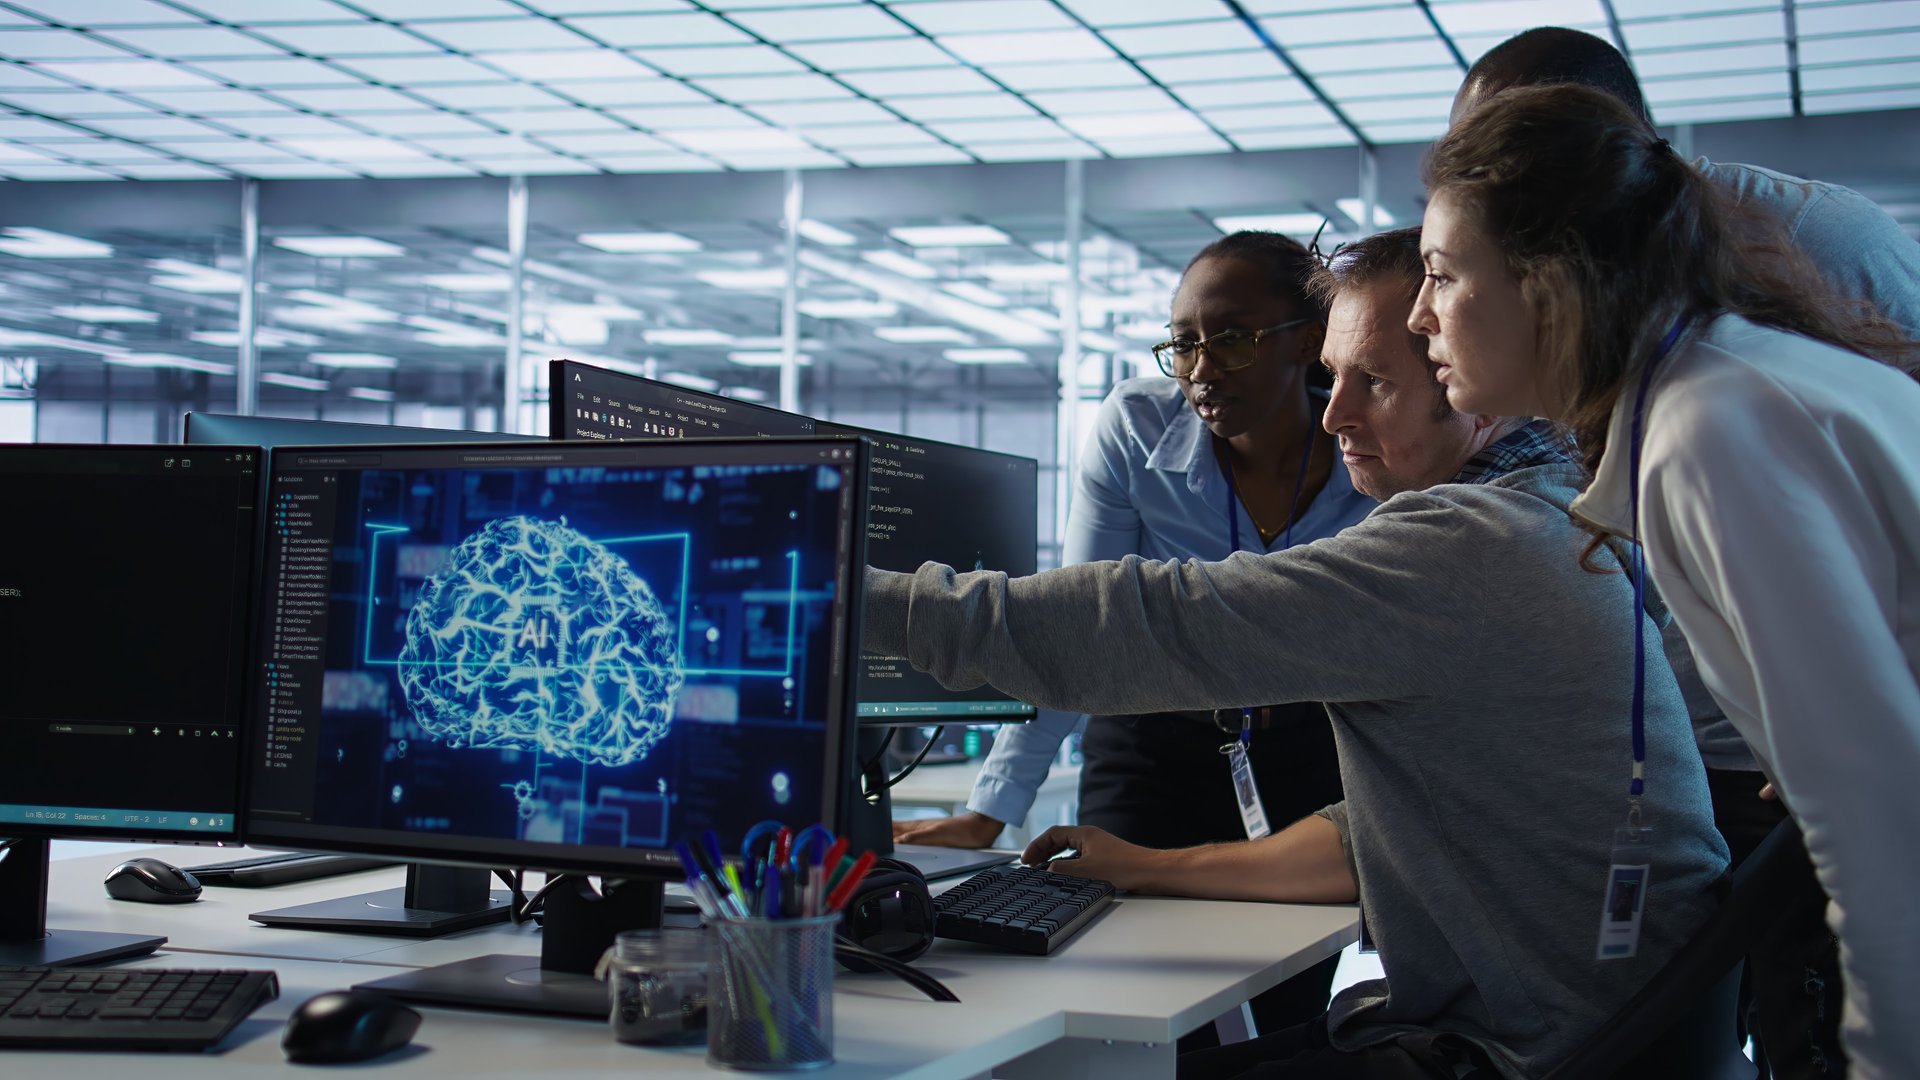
[968,377,1379,826]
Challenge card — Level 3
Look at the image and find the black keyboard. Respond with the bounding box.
[0,965,279,1050]
[182,852,398,887]
[933,862,1116,955]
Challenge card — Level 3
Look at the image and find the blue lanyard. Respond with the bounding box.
[1626,317,1691,802]
[1221,421,1317,557]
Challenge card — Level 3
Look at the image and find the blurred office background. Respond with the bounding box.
[3,0,1919,567]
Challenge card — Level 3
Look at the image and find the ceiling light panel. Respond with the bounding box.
[844,144,972,165]
[584,151,720,171]
[348,112,495,134]
[1623,11,1786,51]
[886,94,1039,122]
[669,127,812,151]
[274,235,408,257]
[482,48,659,81]
[117,88,297,114]
[801,122,942,147]
[728,5,911,42]
[272,85,430,112]
[896,1,1076,34]
[1289,37,1463,74]
[99,26,282,58]
[561,79,710,106]
[1174,77,1311,108]
[1253,8,1418,47]
[189,57,370,87]
[1607,0,1767,15]
[1027,86,1180,115]
[1643,70,1793,103]
[578,231,701,252]
[0,227,113,257]
[14,0,203,25]
[613,102,768,129]
[1803,86,1920,114]
[84,115,229,137]
[1315,66,1465,100]
[941,28,1115,65]
[889,224,1012,246]
[1096,131,1232,156]
[1213,212,1326,235]
[0,90,156,115]
[0,66,72,91]
[414,18,594,52]
[800,219,860,245]
[988,58,1145,90]
[839,66,1002,97]
[695,73,851,103]
[1062,109,1212,138]
[1799,31,1920,67]
[786,38,953,70]
[1103,19,1261,57]
[629,44,805,76]
[945,347,1027,363]
[1358,118,1448,144]
[491,109,628,133]
[1203,101,1338,132]
[1339,95,1452,123]
[0,29,137,60]
[541,130,673,153]
[349,0,529,16]
[410,83,574,109]
[565,12,753,46]
[333,55,496,84]
[1653,97,1793,123]
[966,138,1102,161]
[1800,60,1920,92]
[755,99,897,125]
[874,324,972,344]
[1058,0,1233,26]
[1139,50,1293,84]
[1428,0,1609,36]
[279,135,436,159]
[36,59,224,89]
[256,22,442,56]
[213,114,363,137]
[1633,41,1791,78]
[1229,126,1355,149]
[1798,2,1920,36]
[929,117,1069,142]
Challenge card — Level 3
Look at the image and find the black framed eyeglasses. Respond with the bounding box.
[1151,318,1315,379]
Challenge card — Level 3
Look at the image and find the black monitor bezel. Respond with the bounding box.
[184,411,539,447]
[239,437,869,878]
[0,442,261,844]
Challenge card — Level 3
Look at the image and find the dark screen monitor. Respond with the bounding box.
[0,443,259,966]
[184,411,539,447]
[243,437,866,1013]
[550,359,1039,725]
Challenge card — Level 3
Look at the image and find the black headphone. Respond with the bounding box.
[836,857,933,970]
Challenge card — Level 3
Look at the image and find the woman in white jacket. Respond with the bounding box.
[1409,83,1920,1080]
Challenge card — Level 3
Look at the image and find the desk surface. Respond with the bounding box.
[887,761,1079,807]
[21,845,1358,1078]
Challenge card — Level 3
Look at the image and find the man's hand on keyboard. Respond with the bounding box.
[1022,825,1161,892]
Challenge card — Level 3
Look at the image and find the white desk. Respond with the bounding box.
[20,845,1359,1079]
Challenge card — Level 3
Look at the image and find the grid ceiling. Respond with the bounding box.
[0,0,1914,180]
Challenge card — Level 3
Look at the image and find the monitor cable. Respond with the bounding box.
[885,725,946,790]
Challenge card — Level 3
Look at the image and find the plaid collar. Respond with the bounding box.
[1450,419,1579,485]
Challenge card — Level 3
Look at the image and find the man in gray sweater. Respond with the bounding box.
[862,230,1729,1080]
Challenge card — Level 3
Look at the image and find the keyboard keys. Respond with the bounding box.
[0,965,278,1050]
[932,864,1117,956]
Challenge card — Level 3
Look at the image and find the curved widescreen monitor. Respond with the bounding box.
[184,411,538,447]
[550,359,1039,723]
[242,438,867,879]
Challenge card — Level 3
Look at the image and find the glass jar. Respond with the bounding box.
[606,927,709,1046]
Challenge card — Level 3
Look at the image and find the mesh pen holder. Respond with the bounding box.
[708,913,837,1071]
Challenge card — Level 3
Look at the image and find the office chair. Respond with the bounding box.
[1542,817,1810,1080]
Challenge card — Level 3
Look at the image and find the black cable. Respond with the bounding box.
[860,727,900,802]
[833,938,960,1002]
[495,868,529,922]
[885,725,946,790]
[514,872,571,925]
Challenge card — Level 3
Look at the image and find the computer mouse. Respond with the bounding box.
[103,857,202,903]
[282,990,422,1064]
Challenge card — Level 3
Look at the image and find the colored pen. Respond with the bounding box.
[825,851,876,913]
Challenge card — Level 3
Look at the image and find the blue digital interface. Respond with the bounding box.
[252,449,858,864]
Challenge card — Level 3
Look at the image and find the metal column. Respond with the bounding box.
[236,178,259,416]
[1058,157,1085,537]
[780,168,803,414]
[504,174,528,434]
[1358,146,1379,232]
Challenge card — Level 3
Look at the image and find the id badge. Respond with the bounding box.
[1595,825,1654,960]
[1226,742,1272,840]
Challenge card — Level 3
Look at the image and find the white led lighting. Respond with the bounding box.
[798,219,857,246]
[261,372,329,391]
[53,305,159,324]
[578,231,702,253]
[273,235,406,258]
[644,328,734,346]
[798,299,898,320]
[862,250,939,279]
[887,224,1012,247]
[309,352,399,370]
[0,228,113,259]
[944,347,1028,364]
[1212,213,1327,236]
[874,325,972,344]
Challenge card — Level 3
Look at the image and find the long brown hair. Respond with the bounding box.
[1425,83,1919,481]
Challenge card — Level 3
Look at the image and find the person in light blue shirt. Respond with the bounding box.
[895,231,1376,1042]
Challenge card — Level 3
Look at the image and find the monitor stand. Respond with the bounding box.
[354,875,663,1018]
[0,839,164,967]
[249,863,513,936]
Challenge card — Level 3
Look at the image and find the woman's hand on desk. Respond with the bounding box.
[893,811,1006,848]
[1023,826,1163,892]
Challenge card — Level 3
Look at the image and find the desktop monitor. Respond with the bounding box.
[0,444,259,966]
[242,437,867,1013]
[550,359,1039,725]
[184,411,539,447]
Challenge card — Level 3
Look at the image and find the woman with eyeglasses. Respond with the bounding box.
[896,230,1376,1042]
[1415,84,1920,1078]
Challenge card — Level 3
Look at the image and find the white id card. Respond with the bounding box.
[1595,825,1654,960]
[1226,742,1272,840]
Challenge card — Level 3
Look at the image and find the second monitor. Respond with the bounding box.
[552,359,1038,724]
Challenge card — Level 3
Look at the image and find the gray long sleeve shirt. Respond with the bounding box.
[863,460,1729,1079]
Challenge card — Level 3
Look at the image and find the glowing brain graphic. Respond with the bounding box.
[397,515,682,767]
